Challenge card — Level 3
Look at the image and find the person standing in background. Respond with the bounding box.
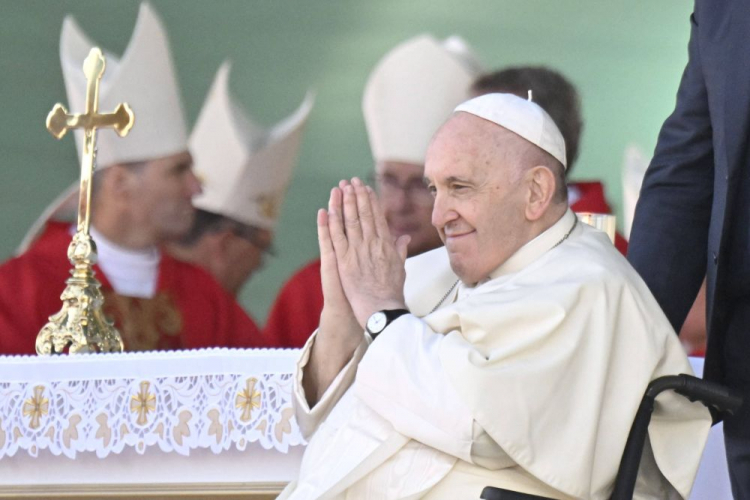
[628,1,750,496]
[0,4,263,353]
[169,61,314,298]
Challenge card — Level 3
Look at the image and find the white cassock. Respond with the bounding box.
[279,209,711,500]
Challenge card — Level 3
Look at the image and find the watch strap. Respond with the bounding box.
[369,308,410,338]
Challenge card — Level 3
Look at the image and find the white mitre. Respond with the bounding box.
[363,34,482,165]
[60,2,188,168]
[455,92,567,168]
[16,3,187,254]
[189,61,314,231]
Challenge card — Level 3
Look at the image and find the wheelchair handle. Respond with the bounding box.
[670,374,743,415]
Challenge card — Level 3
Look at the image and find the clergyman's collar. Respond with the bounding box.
[487,208,576,280]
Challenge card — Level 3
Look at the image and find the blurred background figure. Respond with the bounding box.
[471,66,628,254]
[0,4,263,354]
[169,61,314,298]
[264,34,481,347]
[628,1,750,495]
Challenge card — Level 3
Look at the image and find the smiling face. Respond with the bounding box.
[425,112,563,285]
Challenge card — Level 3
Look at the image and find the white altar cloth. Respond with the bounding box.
[0,348,305,497]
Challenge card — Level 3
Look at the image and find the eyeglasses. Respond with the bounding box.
[369,174,434,207]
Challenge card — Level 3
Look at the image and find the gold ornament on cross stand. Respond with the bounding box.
[35,47,134,355]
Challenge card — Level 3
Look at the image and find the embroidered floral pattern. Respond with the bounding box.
[0,372,303,459]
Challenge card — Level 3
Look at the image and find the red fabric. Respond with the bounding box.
[0,222,264,354]
[264,258,323,348]
[569,181,629,255]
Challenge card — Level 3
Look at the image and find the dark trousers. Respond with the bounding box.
[726,434,750,500]
[722,297,750,498]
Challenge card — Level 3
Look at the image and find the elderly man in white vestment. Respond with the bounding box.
[278,94,712,500]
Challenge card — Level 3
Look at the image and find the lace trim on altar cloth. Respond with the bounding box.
[0,350,305,459]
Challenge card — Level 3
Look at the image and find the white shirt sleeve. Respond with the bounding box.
[354,314,509,467]
[293,329,369,439]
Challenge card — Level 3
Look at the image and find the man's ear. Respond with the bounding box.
[525,166,556,221]
[96,165,132,205]
[105,164,141,201]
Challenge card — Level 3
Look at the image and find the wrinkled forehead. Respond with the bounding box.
[425,113,521,178]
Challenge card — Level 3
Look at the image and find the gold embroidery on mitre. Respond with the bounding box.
[194,171,206,188]
[103,291,183,351]
[255,193,280,220]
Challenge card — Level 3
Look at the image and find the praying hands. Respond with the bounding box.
[303,177,410,405]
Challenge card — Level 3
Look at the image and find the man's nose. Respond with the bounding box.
[431,192,456,228]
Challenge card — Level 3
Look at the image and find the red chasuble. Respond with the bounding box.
[264,258,322,348]
[569,181,629,255]
[0,222,264,354]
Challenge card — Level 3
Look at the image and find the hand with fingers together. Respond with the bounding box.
[302,185,365,405]
[327,177,411,328]
[303,177,411,406]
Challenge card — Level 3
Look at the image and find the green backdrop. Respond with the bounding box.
[0,0,693,323]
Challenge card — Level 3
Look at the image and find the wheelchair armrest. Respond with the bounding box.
[480,486,556,500]
[672,374,743,415]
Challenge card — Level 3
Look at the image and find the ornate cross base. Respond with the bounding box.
[35,231,123,354]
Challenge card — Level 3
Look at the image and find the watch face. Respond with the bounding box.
[367,311,388,334]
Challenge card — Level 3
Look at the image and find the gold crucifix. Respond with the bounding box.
[36,47,134,355]
[46,47,134,233]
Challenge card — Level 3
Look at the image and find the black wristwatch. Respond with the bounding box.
[366,309,410,338]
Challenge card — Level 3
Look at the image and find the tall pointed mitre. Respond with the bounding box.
[16,3,187,255]
[189,61,314,231]
[363,34,482,165]
[60,2,188,167]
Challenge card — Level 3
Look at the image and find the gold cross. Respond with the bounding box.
[46,47,134,234]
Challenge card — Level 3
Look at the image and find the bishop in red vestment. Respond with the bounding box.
[0,221,264,354]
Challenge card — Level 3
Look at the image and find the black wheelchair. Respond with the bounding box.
[480,374,743,500]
